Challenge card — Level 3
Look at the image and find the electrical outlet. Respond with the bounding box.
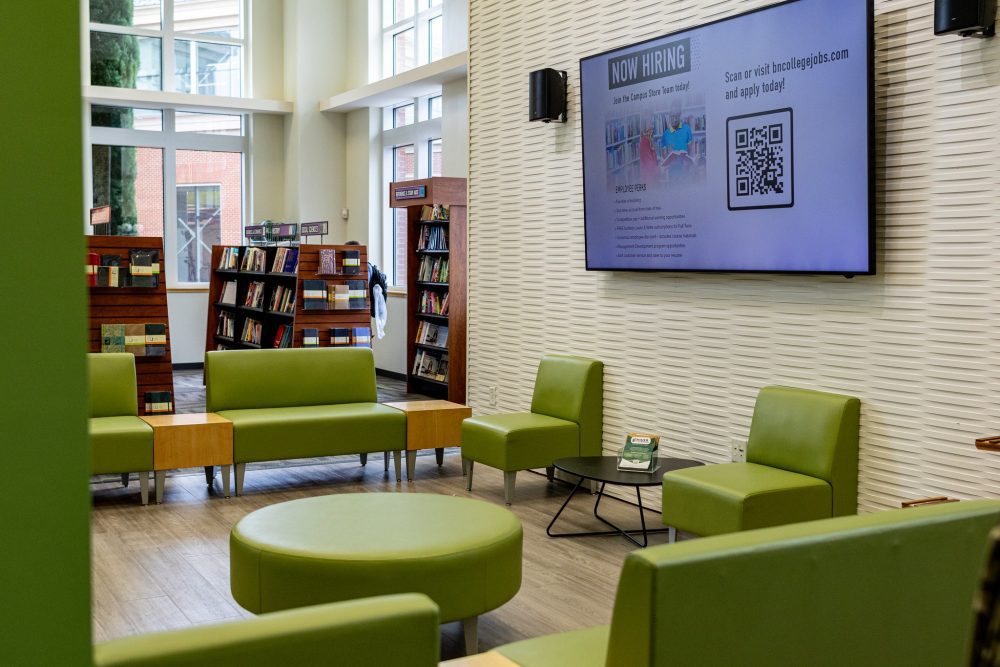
[730,438,747,462]
[488,386,497,407]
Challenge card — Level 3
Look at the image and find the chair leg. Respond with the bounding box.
[464,459,474,491]
[359,453,367,466]
[221,464,231,498]
[393,451,402,483]
[668,527,677,543]
[435,447,444,465]
[503,471,516,505]
[235,462,246,496]
[546,466,555,482]
[120,472,130,487]
[154,470,165,504]
[463,617,478,656]
[139,472,149,506]
[384,451,389,472]
[590,480,599,495]
[204,466,214,485]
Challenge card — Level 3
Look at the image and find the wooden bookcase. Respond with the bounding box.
[86,235,175,416]
[389,177,467,403]
[204,244,370,353]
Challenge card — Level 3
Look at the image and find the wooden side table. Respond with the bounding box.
[140,413,233,503]
[384,400,472,481]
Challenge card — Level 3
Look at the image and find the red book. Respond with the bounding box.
[86,252,100,286]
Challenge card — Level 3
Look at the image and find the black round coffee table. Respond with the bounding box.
[546,456,703,547]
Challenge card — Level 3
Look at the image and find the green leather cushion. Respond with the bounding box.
[88,353,138,418]
[89,416,153,474]
[94,594,441,667]
[662,462,831,535]
[530,355,600,424]
[219,403,405,464]
[496,626,609,667]
[230,494,522,623]
[206,348,378,412]
[461,413,578,471]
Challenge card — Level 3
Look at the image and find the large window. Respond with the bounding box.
[381,0,443,78]
[88,0,244,96]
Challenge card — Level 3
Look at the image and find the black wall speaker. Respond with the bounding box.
[529,68,567,123]
[934,0,996,36]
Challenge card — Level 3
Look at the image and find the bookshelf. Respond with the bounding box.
[389,177,467,404]
[86,235,175,416]
[204,244,370,354]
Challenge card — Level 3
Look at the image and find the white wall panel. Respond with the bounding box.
[467,0,1000,511]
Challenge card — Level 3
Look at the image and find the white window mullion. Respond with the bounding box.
[162,108,179,287]
[162,0,175,93]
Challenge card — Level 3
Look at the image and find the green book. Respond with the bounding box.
[617,433,660,472]
[101,324,125,353]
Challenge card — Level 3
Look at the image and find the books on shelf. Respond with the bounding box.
[101,322,166,356]
[128,248,159,288]
[220,280,238,305]
[411,349,449,382]
[240,317,263,345]
[268,284,296,314]
[240,247,267,272]
[216,312,235,338]
[302,328,319,348]
[303,280,328,310]
[417,226,448,251]
[417,256,449,282]
[418,290,449,316]
[347,280,366,309]
[144,391,173,414]
[415,321,448,347]
[243,281,266,309]
[272,323,293,348]
[420,204,449,221]
[342,249,361,274]
[270,247,299,273]
[331,284,349,309]
[330,327,350,346]
[145,323,166,356]
[218,247,240,270]
[125,323,145,357]
[98,254,127,287]
[318,249,337,275]
[352,326,371,348]
[86,252,100,286]
[101,324,125,352]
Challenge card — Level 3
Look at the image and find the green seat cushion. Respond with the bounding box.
[662,462,832,535]
[219,403,405,464]
[230,493,522,623]
[461,413,578,471]
[89,416,153,474]
[496,626,609,667]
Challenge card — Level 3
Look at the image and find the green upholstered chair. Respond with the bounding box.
[488,500,1000,666]
[87,353,154,505]
[662,385,860,537]
[93,593,440,667]
[461,355,603,504]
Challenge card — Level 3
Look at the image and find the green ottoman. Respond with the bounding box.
[230,493,522,655]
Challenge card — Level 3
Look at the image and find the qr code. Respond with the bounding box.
[727,108,794,210]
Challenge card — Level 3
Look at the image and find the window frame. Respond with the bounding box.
[379,0,443,79]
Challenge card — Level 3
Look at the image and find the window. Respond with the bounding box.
[428,138,442,177]
[380,0,443,79]
[393,144,416,283]
[428,95,442,119]
[393,103,416,128]
[88,0,244,96]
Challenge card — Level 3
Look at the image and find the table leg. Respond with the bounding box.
[154,470,166,504]
[222,464,231,498]
[406,450,416,482]
[546,475,586,537]
[435,447,444,466]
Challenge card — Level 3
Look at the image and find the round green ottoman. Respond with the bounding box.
[230,493,522,651]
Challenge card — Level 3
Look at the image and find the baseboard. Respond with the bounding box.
[376,368,407,381]
[172,362,204,370]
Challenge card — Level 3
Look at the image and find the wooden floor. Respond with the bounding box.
[91,454,674,659]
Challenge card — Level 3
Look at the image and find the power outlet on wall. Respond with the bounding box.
[488,386,497,407]
[731,438,747,462]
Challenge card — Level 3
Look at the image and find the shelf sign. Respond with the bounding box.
[274,223,298,237]
[301,221,328,236]
[395,185,426,200]
[90,205,111,225]
[244,225,265,238]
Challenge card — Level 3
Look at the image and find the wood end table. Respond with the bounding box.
[140,413,233,503]
[383,400,472,481]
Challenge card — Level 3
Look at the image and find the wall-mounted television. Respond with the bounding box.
[580,0,874,275]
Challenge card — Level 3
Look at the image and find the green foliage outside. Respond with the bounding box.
[90,0,140,235]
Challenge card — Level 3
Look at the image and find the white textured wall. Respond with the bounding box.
[467,0,1000,511]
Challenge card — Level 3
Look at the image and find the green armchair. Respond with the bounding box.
[662,385,860,536]
[94,593,440,666]
[88,353,154,505]
[461,355,603,504]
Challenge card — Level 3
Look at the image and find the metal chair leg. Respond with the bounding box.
[139,472,149,506]
[121,472,130,487]
[464,459,474,491]
[463,617,478,656]
[359,453,368,466]
[503,471,516,505]
[393,451,402,482]
[546,466,555,482]
[235,462,246,496]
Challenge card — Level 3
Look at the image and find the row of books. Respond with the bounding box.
[217,311,235,338]
[87,250,160,288]
[271,247,299,273]
[241,317,263,345]
[244,281,266,309]
[318,248,362,275]
[417,256,449,283]
[411,350,449,382]
[303,280,367,310]
[417,226,448,251]
[273,323,294,348]
[415,321,448,347]
[218,246,240,270]
[302,327,372,348]
[420,204,450,221]
[100,323,166,356]
[605,114,641,145]
[219,280,238,305]
[269,285,296,314]
[240,247,267,272]
[144,391,173,414]
[418,290,449,316]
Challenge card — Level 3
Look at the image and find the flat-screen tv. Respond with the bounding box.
[580,0,874,275]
